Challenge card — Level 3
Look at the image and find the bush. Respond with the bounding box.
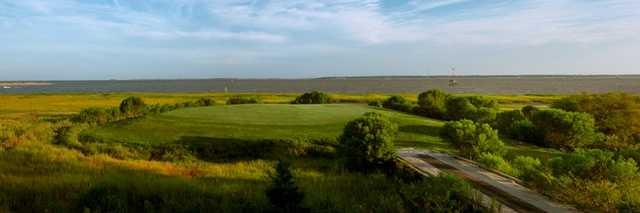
[521,105,539,119]
[478,153,514,175]
[339,112,398,172]
[266,160,306,213]
[530,109,598,150]
[445,96,498,123]
[74,107,112,125]
[382,96,414,112]
[194,97,215,106]
[292,91,332,104]
[119,96,146,116]
[416,89,449,119]
[493,110,526,134]
[368,100,383,108]
[226,96,261,105]
[549,149,638,181]
[440,119,506,159]
[552,93,640,145]
[511,156,550,184]
[398,174,484,212]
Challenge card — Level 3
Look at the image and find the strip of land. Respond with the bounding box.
[398,149,578,213]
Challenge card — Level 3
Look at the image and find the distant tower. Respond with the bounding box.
[448,67,458,87]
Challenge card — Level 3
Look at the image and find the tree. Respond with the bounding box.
[291,91,332,104]
[530,109,598,150]
[119,96,145,116]
[339,112,398,171]
[266,160,306,213]
[382,95,414,112]
[416,89,449,119]
[552,93,640,145]
[444,96,498,123]
[440,119,506,159]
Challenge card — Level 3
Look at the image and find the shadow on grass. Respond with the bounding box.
[398,124,441,137]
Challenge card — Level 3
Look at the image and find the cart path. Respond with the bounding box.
[398,149,578,213]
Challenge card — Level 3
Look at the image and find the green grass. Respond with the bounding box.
[84,104,452,152]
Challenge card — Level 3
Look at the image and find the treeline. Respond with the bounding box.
[74,97,215,125]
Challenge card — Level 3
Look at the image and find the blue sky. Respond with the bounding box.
[1,0,639,80]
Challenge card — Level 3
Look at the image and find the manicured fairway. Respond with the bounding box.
[84,104,454,151]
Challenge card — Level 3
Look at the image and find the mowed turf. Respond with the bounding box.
[84,104,454,151]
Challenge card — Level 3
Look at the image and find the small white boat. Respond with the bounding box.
[2,86,11,89]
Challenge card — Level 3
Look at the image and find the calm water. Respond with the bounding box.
[1,76,639,94]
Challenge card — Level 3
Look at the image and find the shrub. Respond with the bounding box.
[339,112,398,171]
[521,105,539,119]
[266,160,306,213]
[493,110,526,134]
[511,156,549,184]
[382,96,413,112]
[292,91,332,104]
[552,93,640,145]
[530,109,598,150]
[368,100,383,107]
[416,89,449,119]
[226,96,261,105]
[194,97,215,106]
[445,96,498,123]
[549,149,638,181]
[119,96,145,116]
[478,153,514,175]
[440,119,506,159]
[74,107,112,125]
[398,174,483,212]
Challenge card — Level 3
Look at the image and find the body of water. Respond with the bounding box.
[1,76,639,94]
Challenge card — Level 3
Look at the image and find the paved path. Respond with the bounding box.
[398,149,578,213]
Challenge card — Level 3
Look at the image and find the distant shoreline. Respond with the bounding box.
[0,82,53,87]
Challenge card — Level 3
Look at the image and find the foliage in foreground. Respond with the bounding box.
[339,112,398,172]
[440,119,506,159]
[266,160,307,213]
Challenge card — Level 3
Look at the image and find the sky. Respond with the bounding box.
[1,0,640,80]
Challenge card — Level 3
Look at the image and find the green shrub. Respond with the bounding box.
[552,93,640,146]
[194,97,215,106]
[478,153,515,175]
[339,112,398,172]
[521,105,539,119]
[416,89,449,119]
[266,160,306,213]
[550,149,638,181]
[382,95,414,112]
[226,96,261,105]
[119,96,146,116]
[531,109,598,150]
[440,119,506,159]
[398,174,484,212]
[511,156,549,184]
[445,96,498,123]
[292,91,332,104]
[74,107,112,125]
[368,100,383,107]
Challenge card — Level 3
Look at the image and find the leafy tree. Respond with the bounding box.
[291,91,332,104]
[399,174,482,212]
[382,95,414,112]
[552,93,640,145]
[119,96,145,116]
[440,119,506,159]
[339,112,398,171]
[416,89,449,119]
[530,109,598,150]
[266,160,306,213]
[445,96,498,123]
